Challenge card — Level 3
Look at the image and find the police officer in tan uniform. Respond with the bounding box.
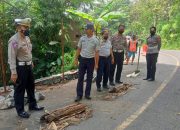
[143,26,161,81]
[8,18,44,118]
[109,24,127,86]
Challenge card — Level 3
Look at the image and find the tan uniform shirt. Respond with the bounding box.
[8,33,32,74]
[111,33,127,52]
[146,34,161,54]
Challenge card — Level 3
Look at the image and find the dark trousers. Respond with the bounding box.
[146,53,158,80]
[14,65,37,114]
[76,57,95,97]
[96,56,110,88]
[109,52,124,83]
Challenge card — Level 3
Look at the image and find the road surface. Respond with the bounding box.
[0,50,179,130]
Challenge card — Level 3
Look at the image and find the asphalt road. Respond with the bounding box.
[123,51,180,130]
[0,50,179,130]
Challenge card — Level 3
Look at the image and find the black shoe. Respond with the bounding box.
[74,96,82,102]
[103,84,109,88]
[103,85,109,89]
[97,88,102,92]
[85,96,91,100]
[116,81,123,84]
[110,82,115,86]
[143,78,149,80]
[29,106,44,111]
[148,78,155,81]
[18,111,30,118]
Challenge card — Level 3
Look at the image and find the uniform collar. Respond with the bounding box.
[86,34,94,39]
[148,34,156,38]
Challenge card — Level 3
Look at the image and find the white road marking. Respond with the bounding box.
[115,52,180,130]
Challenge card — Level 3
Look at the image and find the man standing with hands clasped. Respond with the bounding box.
[74,23,100,102]
[8,18,44,118]
[143,26,161,81]
[96,28,114,92]
[109,24,127,86]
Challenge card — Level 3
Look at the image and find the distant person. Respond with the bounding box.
[96,28,114,92]
[125,35,138,65]
[125,36,131,61]
[126,36,131,44]
[109,24,127,86]
[141,43,148,56]
[8,18,44,118]
[143,26,161,81]
[74,23,100,102]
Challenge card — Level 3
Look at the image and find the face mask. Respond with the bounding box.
[21,29,30,36]
[118,29,124,34]
[24,29,30,36]
[104,36,108,40]
[150,31,155,35]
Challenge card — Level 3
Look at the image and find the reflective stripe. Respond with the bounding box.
[18,61,32,66]
[113,50,123,53]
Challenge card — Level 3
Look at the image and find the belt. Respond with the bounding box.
[99,55,110,58]
[80,56,94,60]
[113,50,123,53]
[18,61,32,66]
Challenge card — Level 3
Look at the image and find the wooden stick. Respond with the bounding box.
[61,18,65,81]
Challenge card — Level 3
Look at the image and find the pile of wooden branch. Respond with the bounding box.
[103,83,132,101]
[40,103,92,130]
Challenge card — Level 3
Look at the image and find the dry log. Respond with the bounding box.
[40,103,92,130]
[41,103,87,123]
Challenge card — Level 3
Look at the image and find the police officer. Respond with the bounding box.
[96,28,114,92]
[8,18,44,118]
[109,24,127,86]
[143,26,161,81]
[74,23,100,102]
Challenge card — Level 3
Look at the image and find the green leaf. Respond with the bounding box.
[102,11,127,21]
[66,9,94,22]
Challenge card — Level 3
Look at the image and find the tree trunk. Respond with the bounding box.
[0,36,6,92]
[61,19,65,81]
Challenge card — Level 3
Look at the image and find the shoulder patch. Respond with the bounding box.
[12,41,18,49]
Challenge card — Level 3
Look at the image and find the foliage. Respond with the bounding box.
[66,0,128,36]
[127,0,180,48]
[0,0,92,83]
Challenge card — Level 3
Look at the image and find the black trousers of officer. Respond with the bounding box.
[109,51,124,83]
[14,65,37,114]
[96,56,110,88]
[76,56,95,97]
[146,53,158,80]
